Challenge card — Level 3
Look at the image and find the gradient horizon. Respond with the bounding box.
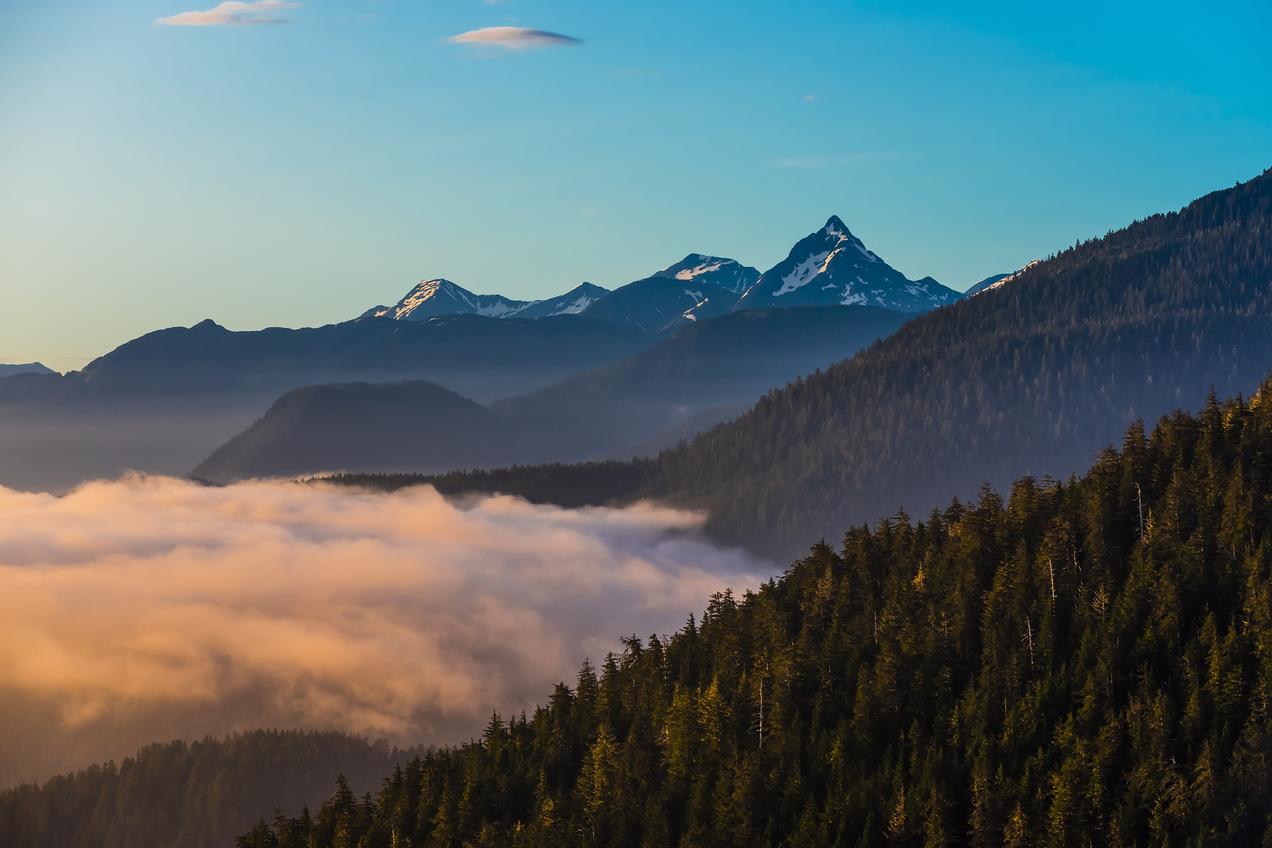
[2,0,1270,370]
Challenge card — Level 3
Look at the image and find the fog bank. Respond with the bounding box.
[0,476,765,786]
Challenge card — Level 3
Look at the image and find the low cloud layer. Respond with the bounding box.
[0,477,763,786]
[155,0,300,27]
[449,26,582,49]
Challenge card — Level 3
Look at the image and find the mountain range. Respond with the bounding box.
[342,168,1272,559]
[193,305,910,483]
[363,280,609,322]
[358,218,960,334]
[0,315,651,491]
[0,215,974,492]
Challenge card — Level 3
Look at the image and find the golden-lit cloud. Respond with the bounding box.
[0,476,763,785]
[155,0,300,27]
[448,26,582,49]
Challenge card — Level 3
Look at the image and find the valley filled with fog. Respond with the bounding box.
[0,476,764,787]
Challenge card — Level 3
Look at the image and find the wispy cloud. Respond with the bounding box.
[0,476,763,785]
[155,0,300,27]
[448,26,582,49]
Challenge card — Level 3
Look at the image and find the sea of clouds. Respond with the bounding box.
[0,476,766,786]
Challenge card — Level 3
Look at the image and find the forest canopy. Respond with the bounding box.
[237,373,1272,847]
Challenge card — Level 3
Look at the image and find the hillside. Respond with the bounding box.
[242,372,1272,847]
[193,381,504,483]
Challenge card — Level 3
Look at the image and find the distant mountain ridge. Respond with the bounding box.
[0,315,653,491]
[193,304,911,483]
[0,363,54,378]
[366,280,610,322]
[359,218,960,332]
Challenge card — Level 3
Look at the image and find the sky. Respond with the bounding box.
[1,1,1270,370]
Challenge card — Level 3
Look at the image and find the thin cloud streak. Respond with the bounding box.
[0,476,763,785]
[449,26,583,49]
[155,0,300,27]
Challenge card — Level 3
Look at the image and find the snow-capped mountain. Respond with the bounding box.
[654,254,761,294]
[578,256,757,333]
[736,216,961,313]
[365,279,530,322]
[512,282,609,319]
[363,279,612,323]
[361,257,759,336]
[358,221,952,334]
[965,259,1042,296]
[577,275,737,333]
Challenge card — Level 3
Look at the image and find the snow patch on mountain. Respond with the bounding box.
[655,255,760,294]
[774,250,834,296]
[967,259,1042,297]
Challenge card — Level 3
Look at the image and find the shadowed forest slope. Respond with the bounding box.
[244,373,1272,847]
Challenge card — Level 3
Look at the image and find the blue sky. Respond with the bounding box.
[1,1,1269,369]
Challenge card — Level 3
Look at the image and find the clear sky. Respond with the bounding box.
[1,0,1269,370]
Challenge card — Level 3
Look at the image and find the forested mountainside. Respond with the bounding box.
[368,169,1272,559]
[0,731,419,848]
[246,376,1272,847]
[650,169,1272,556]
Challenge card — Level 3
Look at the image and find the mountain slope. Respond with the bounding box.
[368,278,530,320]
[653,254,760,294]
[194,381,505,482]
[736,216,961,313]
[963,272,1010,295]
[578,274,740,333]
[494,305,910,458]
[511,282,609,318]
[248,379,1272,846]
[965,259,1042,296]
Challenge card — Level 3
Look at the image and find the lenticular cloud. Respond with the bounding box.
[0,476,764,785]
